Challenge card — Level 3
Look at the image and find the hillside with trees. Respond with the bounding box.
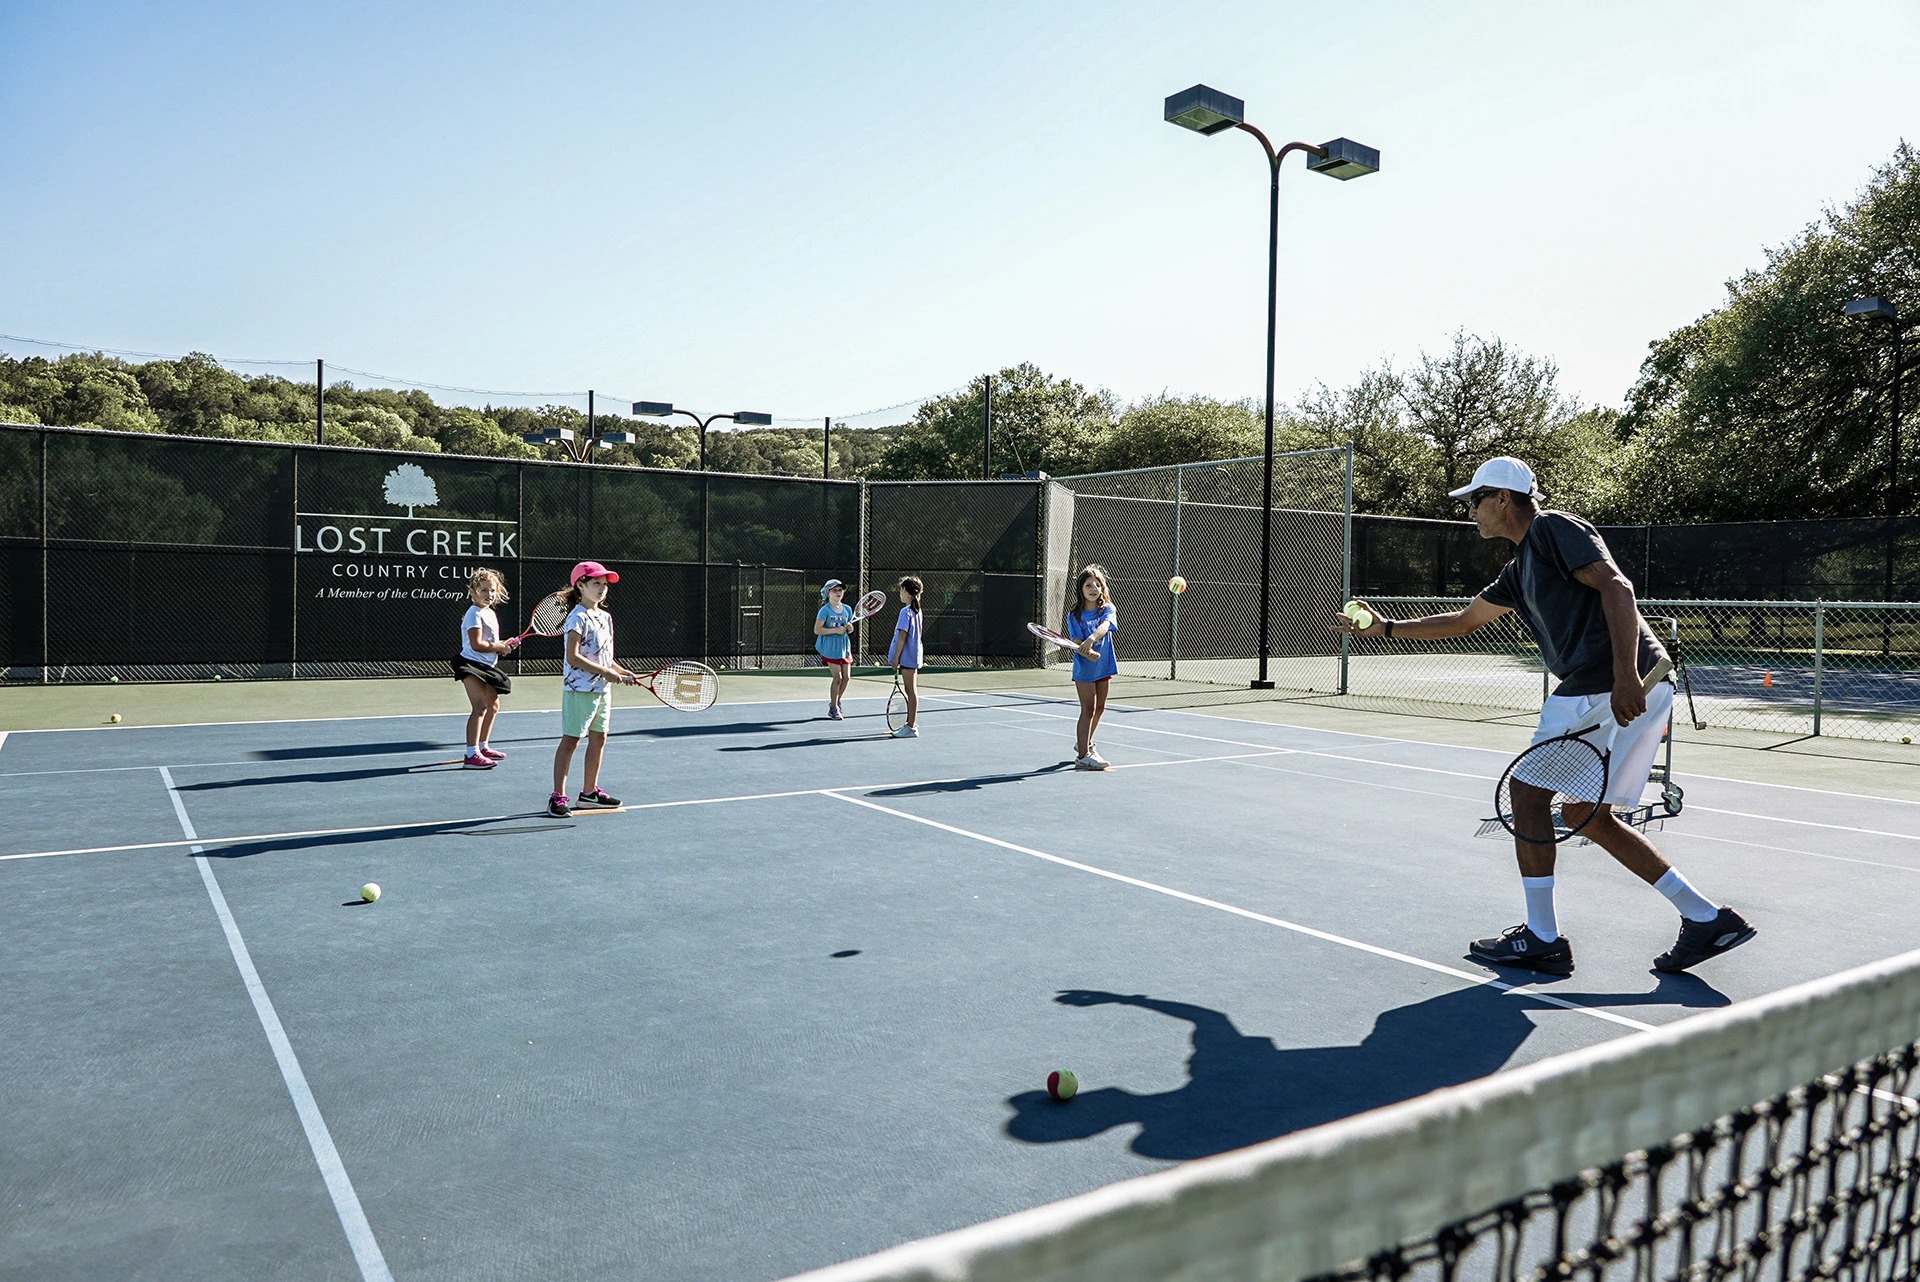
[4,143,1911,521]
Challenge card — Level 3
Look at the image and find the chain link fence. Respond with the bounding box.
[1345,596,1920,744]
[1053,448,1353,690]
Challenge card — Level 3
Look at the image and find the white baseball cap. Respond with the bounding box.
[1448,456,1541,499]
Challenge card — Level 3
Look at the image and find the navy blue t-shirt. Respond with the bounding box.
[1479,510,1666,697]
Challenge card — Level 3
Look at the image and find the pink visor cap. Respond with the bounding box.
[569,560,620,585]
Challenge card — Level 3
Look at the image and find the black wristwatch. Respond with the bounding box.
[1383,619,1394,639]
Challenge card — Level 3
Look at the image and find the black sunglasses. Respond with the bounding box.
[1466,489,1502,511]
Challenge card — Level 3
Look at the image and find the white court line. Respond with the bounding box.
[0,761,1272,863]
[823,790,1655,1034]
[932,692,1920,841]
[157,767,392,1282]
[933,684,1920,807]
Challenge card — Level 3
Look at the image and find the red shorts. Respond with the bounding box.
[821,657,850,670]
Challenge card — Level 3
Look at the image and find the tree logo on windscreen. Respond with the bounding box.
[383,464,438,517]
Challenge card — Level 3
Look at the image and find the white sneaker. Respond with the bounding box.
[1087,749,1111,770]
[892,724,919,738]
[1075,755,1100,770]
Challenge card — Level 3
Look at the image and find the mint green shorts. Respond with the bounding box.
[561,688,612,738]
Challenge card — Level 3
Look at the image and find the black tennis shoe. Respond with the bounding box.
[1468,924,1575,976]
[1653,907,1756,973]
[577,787,621,807]
[547,792,571,818]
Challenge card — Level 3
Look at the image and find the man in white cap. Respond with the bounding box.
[1336,456,1754,976]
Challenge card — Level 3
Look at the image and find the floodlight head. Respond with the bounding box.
[524,427,576,444]
[1165,84,1244,136]
[733,411,773,426]
[1846,297,1899,322]
[1307,138,1380,180]
[632,400,674,416]
[600,431,636,445]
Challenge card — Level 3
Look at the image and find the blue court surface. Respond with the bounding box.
[4,679,1919,1281]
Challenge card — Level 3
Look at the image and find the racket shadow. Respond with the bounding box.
[868,763,1076,795]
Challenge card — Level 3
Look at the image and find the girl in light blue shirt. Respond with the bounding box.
[1065,565,1118,770]
[888,575,925,737]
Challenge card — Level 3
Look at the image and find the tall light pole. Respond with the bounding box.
[1165,84,1378,688]
[523,390,641,461]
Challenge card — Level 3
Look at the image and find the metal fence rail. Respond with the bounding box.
[1348,596,1920,744]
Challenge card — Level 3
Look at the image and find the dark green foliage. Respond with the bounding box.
[1620,143,1920,521]
[870,363,1117,480]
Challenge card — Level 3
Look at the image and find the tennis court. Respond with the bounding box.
[5,669,1920,1281]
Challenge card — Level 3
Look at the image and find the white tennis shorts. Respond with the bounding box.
[1527,680,1673,808]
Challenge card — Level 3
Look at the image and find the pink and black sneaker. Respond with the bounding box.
[479,747,507,761]
[463,752,495,769]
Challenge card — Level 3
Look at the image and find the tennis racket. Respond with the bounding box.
[1494,658,1674,846]
[1027,621,1083,651]
[886,670,907,732]
[847,589,889,625]
[629,660,719,712]
[507,590,571,646]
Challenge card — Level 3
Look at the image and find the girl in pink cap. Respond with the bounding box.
[549,560,638,818]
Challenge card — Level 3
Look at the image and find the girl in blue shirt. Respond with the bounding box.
[888,575,925,738]
[813,579,854,719]
[1065,565,1118,770]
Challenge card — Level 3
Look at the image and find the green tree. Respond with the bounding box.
[1619,142,1920,521]
[1283,369,1430,515]
[871,363,1116,480]
[1090,393,1260,472]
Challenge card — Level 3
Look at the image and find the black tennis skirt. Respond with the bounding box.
[450,655,512,694]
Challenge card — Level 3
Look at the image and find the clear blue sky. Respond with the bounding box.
[3,1,1916,424]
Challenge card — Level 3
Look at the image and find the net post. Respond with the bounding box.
[858,478,869,663]
[1340,443,1354,696]
[289,446,299,679]
[1171,463,1183,680]
[1813,599,1825,736]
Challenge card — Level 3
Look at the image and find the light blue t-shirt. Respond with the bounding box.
[816,602,852,661]
[891,605,924,669]
[1067,604,1119,682]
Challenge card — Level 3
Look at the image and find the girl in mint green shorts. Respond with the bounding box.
[549,560,638,818]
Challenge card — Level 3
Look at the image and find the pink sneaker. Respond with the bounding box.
[480,747,507,761]
[463,753,495,769]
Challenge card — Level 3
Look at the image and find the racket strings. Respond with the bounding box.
[651,660,718,711]
[528,592,570,635]
[1497,736,1608,844]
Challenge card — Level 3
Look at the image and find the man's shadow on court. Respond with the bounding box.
[1006,977,1726,1161]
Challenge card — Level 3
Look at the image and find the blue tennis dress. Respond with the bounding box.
[1067,604,1118,682]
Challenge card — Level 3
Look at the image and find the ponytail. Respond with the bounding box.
[899,575,924,615]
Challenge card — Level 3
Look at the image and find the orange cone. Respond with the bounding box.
[1763,671,1773,687]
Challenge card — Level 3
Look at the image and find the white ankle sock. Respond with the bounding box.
[1522,876,1559,943]
[480,740,491,752]
[1655,869,1720,922]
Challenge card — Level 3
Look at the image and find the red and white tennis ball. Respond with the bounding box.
[1167,576,1187,594]
[109,713,121,723]
[1047,1069,1078,1101]
[360,883,381,902]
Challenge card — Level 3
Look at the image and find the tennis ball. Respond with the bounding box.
[1905,737,1913,745]
[1168,575,1187,595]
[360,883,381,902]
[1047,1069,1078,1101]
[109,675,119,683]
[213,674,223,681]
[109,713,121,723]
[1343,601,1375,630]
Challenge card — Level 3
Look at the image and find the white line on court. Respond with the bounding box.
[157,767,392,1282]
[930,692,1920,840]
[822,789,1655,1035]
[930,683,1920,807]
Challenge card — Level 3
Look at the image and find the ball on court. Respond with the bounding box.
[1047,1069,1078,1101]
[1905,737,1913,745]
[1343,601,1375,630]
[360,883,381,902]
[109,675,119,683]
[1167,576,1187,595]
[213,674,223,681]
[109,713,121,723]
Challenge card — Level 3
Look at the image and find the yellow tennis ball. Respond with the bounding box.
[360,883,381,902]
[1167,575,1187,594]
[1047,1069,1078,1101]
[1343,601,1375,630]
[1905,737,1913,745]
[109,675,119,683]
[109,713,121,723]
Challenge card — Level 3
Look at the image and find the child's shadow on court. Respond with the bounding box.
[1006,978,1725,1161]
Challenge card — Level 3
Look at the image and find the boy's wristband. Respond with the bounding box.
[1383,619,1394,638]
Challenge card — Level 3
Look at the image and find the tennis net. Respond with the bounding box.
[785,948,1920,1282]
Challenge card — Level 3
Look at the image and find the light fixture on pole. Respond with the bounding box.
[632,403,773,471]
[1164,83,1378,688]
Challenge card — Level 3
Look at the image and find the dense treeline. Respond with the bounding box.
[5,143,1911,521]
